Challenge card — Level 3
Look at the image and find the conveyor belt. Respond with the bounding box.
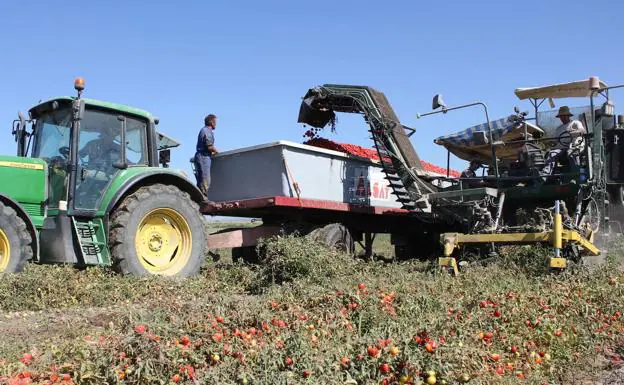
[298,84,437,211]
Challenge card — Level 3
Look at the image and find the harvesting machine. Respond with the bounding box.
[297,78,624,271]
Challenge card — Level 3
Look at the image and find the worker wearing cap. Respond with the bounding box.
[193,114,219,202]
[542,106,586,175]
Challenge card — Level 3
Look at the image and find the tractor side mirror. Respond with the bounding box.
[112,161,128,170]
[432,94,447,110]
[159,149,171,168]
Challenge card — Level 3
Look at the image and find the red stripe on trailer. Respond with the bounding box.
[201,196,411,215]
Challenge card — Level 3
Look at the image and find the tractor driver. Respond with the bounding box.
[541,106,586,176]
[78,125,122,177]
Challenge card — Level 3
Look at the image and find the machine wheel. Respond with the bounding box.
[307,223,355,254]
[394,232,438,262]
[0,202,33,274]
[109,184,207,277]
[608,185,624,207]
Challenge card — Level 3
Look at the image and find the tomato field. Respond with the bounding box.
[0,232,623,385]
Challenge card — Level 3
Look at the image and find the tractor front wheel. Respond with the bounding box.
[109,184,206,277]
[0,202,33,274]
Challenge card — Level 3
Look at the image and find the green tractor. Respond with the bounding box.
[0,78,207,276]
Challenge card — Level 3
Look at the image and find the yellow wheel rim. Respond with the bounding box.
[135,208,193,276]
[0,228,10,272]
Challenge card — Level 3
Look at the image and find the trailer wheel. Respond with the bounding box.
[307,224,355,255]
[109,184,207,277]
[232,246,260,264]
[0,202,33,274]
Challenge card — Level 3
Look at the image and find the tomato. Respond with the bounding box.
[554,329,562,337]
[389,346,400,357]
[134,324,146,334]
[426,375,437,385]
[367,345,380,358]
[495,366,505,375]
[490,354,500,362]
[340,356,350,367]
[358,283,366,291]
[425,342,436,353]
[216,316,225,323]
[285,357,294,366]
[302,370,312,378]
[510,346,518,353]
[171,374,181,383]
[19,353,33,365]
[211,353,221,363]
[379,363,391,374]
[180,336,191,346]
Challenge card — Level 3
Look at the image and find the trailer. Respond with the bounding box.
[201,141,455,261]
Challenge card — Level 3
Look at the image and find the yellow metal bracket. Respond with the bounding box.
[550,257,567,268]
[438,257,459,276]
[439,208,600,271]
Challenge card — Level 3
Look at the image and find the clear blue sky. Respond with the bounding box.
[1,0,623,174]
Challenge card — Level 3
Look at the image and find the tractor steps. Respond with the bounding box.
[72,218,111,266]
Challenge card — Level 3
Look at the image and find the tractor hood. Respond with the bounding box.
[0,156,47,171]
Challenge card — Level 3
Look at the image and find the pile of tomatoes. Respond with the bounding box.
[304,137,461,177]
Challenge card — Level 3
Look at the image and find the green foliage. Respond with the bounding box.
[253,234,357,289]
[0,235,623,384]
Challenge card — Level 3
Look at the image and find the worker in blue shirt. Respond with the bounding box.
[193,114,219,202]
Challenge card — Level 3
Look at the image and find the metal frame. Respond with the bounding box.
[418,101,498,178]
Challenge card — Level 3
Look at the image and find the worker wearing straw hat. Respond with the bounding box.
[542,106,586,176]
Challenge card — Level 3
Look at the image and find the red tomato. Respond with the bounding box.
[367,345,380,358]
[379,363,391,374]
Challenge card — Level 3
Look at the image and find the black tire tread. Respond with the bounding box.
[108,183,206,276]
[0,201,33,273]
[308,223,355,254]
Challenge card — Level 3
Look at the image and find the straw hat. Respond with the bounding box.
[556,106,573,118]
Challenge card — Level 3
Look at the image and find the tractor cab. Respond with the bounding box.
[12,78,165,213]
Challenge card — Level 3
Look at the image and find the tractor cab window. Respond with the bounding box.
[32,108,73,209]
[74,109,148,211]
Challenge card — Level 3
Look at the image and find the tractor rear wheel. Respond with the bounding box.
[0,202,33,274]
[109,184,206,277]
